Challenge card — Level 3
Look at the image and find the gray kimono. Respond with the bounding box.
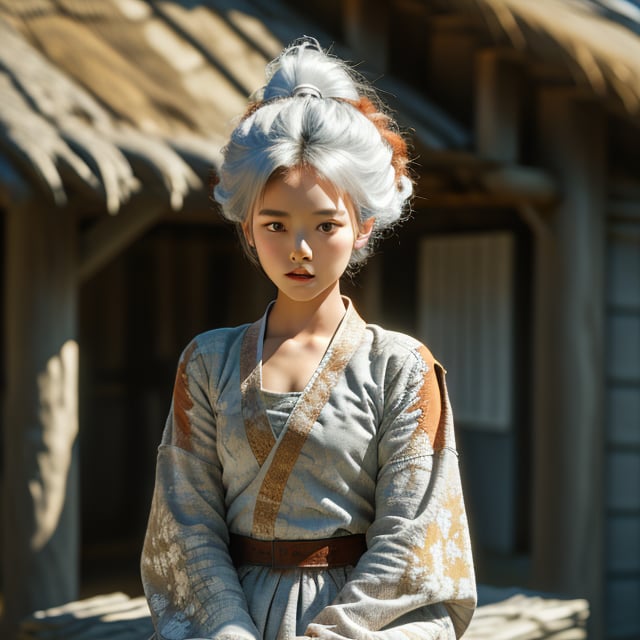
[141,300,476,640]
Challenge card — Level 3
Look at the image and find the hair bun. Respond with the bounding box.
[215,36,414,268]
[260,38,360,103]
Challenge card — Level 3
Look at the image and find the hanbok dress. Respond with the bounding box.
[141,299,476,640]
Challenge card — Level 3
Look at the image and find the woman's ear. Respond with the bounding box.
[354,217,375,250]
[242,220,254,247]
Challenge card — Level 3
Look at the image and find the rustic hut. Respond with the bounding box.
[0,1,639,639]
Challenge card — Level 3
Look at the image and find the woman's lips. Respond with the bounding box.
[286,270,314,281]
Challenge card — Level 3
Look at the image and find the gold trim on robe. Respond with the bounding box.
[240,302,367,539]
[240,320,275,467]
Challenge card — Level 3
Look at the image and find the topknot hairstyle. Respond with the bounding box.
[213,36,413,266]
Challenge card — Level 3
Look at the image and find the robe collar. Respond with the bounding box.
[239,298,367,538]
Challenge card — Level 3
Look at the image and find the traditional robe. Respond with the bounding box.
[141,300,476,640]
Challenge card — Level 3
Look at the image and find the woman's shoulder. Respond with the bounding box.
[362,323,443,390]
[178,322,252,367]
[365,322,436,363]
[194,322,251,348]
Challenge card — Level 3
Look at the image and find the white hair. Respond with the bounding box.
[213,38,413,265]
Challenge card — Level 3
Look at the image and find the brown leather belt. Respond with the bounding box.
[229,533,367,569]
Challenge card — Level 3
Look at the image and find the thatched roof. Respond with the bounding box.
[2,0,638,218]
[0,0,278,213]
[452,0,640,115]
[0,0,470,217]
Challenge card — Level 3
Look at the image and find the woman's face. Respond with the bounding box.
[244,166,373,304]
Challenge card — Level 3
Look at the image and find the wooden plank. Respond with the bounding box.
[607,452,640,511]
[607,386,640,446]
[606,578,640,635]
[418,232,515,431]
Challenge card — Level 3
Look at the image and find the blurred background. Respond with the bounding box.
[1,1,639,638]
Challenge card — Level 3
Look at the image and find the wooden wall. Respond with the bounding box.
[605,180,640,638]
[77,221,274,585]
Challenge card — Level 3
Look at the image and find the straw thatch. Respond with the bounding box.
[449,0,640,115]
[0,0,277,214]
[0,0,479,217]
[3,0,637,217]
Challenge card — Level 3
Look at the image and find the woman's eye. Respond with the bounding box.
[266,222,285,232]
[319,222,336,233]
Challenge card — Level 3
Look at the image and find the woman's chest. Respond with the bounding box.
[261,335,330,393]
[215,378,380,486]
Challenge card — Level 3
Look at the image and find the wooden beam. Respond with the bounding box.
[480,165,557,205]
[412,155,559,207]
[413,189,551,209]
[78,199,167,284]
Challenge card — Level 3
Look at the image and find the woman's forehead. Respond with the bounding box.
[252,165,361,227]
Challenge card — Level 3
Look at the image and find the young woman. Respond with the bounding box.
[141,37,476,640]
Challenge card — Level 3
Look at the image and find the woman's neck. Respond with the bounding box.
[267,287,347,340]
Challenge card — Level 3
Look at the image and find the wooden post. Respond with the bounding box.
[2,201,79,638]
[534,89,605,636]
[475,48,522,164]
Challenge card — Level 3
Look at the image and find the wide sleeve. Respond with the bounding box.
[305,344,476,640]
[141,340,260,640]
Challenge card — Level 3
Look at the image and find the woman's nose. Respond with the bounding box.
[290,234,312,261]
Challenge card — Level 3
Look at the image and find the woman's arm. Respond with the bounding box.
[141,340,260,640]
[305,344,476,639]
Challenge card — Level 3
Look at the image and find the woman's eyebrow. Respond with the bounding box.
[256,208,346,217]
[256,209,289,217]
